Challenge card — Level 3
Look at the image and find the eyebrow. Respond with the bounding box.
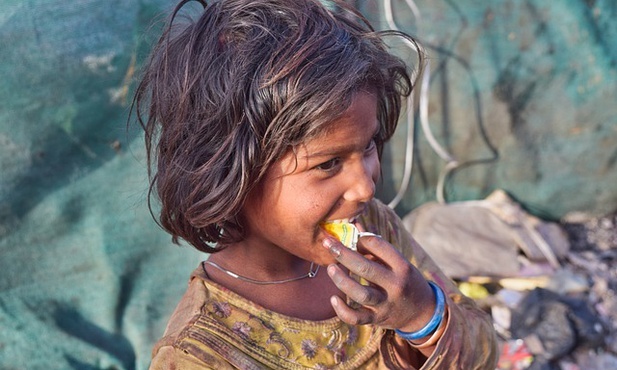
[301,126,380,160]
[303,144,356,159]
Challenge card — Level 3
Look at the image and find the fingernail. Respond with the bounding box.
[323,237,341,257]
[358,232,379,238]
[330,296,338,308]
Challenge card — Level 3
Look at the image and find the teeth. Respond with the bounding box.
[325,218,354,224]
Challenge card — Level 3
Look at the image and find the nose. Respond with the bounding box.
[343,157,378,203]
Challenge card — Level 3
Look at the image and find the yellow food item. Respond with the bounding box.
[458,282,490,300]
[321,222,359,250]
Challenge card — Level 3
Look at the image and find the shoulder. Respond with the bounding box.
[150,266,215,365]
[156,265,211,341]
[150,265,243,369]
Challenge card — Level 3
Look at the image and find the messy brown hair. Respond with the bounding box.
[133,0,418,253]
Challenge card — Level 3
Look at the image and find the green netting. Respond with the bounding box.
[369,0,617,219]
[0,1,202,369]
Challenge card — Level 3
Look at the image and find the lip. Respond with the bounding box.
[322,207,366,225]
[322,217,356,225]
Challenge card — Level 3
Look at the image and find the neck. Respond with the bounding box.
[209,241,309,281]
[205,240,341,321]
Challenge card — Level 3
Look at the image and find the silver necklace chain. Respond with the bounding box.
[203,260,320,285]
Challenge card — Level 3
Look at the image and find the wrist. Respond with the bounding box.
[408,306,449,349]
[394,281,446,341]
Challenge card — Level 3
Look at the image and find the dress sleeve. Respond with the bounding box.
[362,199,499,370]
[148,274,239,370]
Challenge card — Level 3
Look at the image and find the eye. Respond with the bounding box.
[315,157,341,172]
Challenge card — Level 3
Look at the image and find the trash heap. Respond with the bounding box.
[402,190,617,370]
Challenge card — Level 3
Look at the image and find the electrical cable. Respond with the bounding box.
[384,0,422,208]
[383,0,461,207]
[387,93,415,208]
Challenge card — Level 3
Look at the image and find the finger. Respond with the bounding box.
[354,222,369,233]
[355,234,410,273]
[324,236,391,283]
[326,265,385,307]
[330,295,375,326]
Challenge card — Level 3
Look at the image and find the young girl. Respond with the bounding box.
[134,0,498,368]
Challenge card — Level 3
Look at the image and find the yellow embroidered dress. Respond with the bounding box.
[150,199,498,369]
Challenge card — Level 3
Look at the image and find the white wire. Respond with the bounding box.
[388,94,415,208]
[384,0,421,30]
[384,0,420,209]
[419,60,453,162]
[383,0,460,207]
[402,0,421,20]
[384,0,421,62]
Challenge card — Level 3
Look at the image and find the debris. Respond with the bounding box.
[492,305,512,338]
[497,339,534,370]
[404,197,617,369]
[403,190,569,279]
[510,289,578,361]
[458,281,490,299]
[545,268,589,295]
[496,289,526,308]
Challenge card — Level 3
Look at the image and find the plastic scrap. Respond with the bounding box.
[497,339,534,370]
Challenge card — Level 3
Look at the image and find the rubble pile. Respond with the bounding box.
[402,190,617,370]
[493,210,617,370]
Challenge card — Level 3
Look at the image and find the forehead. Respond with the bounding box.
[304,91,379,151]
[266,91,379,177]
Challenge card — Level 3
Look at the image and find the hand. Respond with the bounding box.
[322,233,436,333]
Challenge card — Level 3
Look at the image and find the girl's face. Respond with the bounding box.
[240,91,381,265]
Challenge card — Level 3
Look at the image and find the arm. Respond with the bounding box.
[148,275,247,370]
[393,207,499,369]
[322,200,498,369]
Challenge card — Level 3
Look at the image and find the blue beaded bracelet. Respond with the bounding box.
[394,281,446,341]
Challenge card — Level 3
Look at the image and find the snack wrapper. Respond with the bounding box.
[321,222,360,250]
[321,221,379,251]
[321,221,379,308]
